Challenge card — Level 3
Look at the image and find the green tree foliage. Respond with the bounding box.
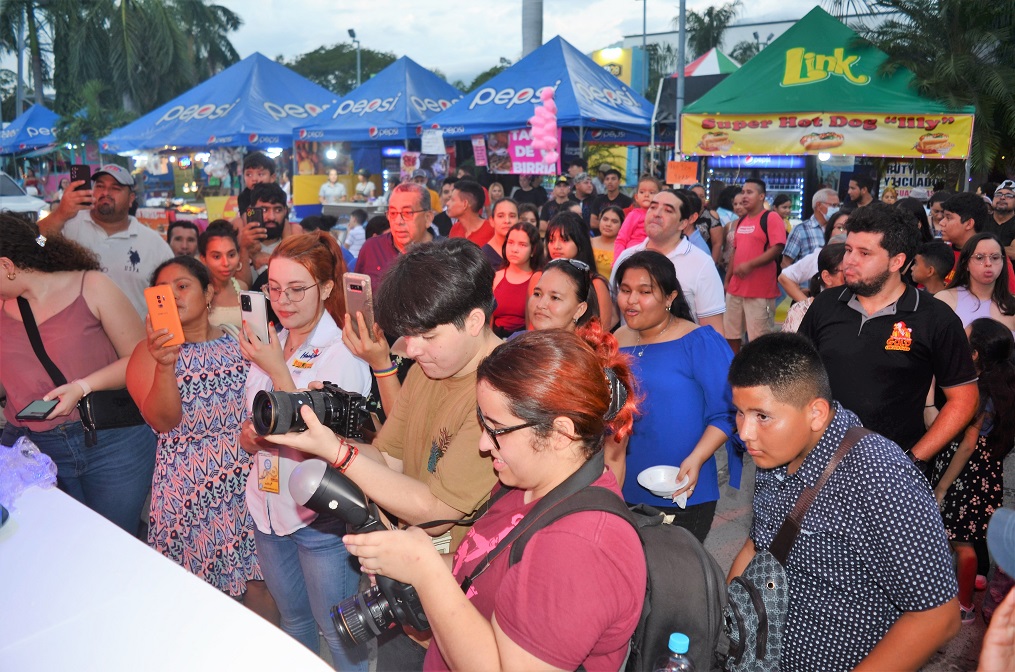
[679,1,742,60]
[55,79,135,158]
[285,43,397,96]
[861,0,1015,175]
[465,57,512,92]
[0,0,52,105]
[646,42,678,99]
[729,40,759,65]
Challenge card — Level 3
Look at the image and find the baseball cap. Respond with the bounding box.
[555,175,570,186]
[908,187,930,201]
[92,164,135,187]
[411,169,427,180]
[574,172,592,183]
[356,168,370,177]
[598,163,611,172]
[995,180,1015,196]
[987,508,1015,576]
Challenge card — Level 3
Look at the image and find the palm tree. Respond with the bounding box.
[0,0,53,107]
[173,0,242,80]
[861,0,1015,176]
[729,41,760,65]
[679,1,742,60]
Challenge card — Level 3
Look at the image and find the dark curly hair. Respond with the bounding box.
[0,213,101,272]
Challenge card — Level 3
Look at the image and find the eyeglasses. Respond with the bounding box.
[971,253,1004,265]
[476,407,538,452]
[995,192,1015,200]
[262,283,318,303]
[995,180,1015,198]
[548,258,591,274]
[387,209,427,221]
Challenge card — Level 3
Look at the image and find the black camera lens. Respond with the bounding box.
[241,294,251,310]
[332,586,395,646]
[250,383,372,438]
[252,389,294,435]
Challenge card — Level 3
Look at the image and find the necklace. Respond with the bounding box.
[635,315,672,357]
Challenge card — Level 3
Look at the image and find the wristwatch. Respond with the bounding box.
[905,449,928,473]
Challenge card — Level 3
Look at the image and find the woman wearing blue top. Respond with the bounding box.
[611,250,735,542]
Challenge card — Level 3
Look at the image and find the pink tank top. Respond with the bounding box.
[1,274,120,431]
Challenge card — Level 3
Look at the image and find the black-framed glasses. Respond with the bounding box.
[387,209,427,221]
[476,407,538,452]
[262,283,318,303]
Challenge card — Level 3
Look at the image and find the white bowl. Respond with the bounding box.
[638,465,682,498]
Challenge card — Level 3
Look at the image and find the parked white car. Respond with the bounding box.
[1,171,49,222]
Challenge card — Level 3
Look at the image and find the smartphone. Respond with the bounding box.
[343,273,374,338]
[16,398,59,421]
[246,206,264,224]
[69,164,91,191]
[144,286,185,347]
[240,290,271,344]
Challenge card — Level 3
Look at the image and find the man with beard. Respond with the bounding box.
[991,179,1015,258]
[40,164,172,315]
[798,203,978,466]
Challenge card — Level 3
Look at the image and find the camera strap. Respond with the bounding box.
[416,485,514,532]
[459,452,606,593]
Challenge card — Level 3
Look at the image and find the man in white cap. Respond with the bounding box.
[40,164,173,315]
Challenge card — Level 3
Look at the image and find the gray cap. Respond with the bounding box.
[573,172,592,183]
[92,164,135,187]
[411,169,427,180]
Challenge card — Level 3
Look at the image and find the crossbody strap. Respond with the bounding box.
[769,425,870,564]
[16,297,68,388]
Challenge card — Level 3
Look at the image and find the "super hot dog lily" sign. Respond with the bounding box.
[681,112,974,159]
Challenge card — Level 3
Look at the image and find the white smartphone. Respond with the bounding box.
[240,290,271,344]
[343,272,374,339]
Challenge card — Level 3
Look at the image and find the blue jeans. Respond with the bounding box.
[254,516,368,671]
[1,421,156,535]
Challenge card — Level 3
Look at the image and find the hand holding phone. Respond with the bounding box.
[144,286,185,347]
[343,273,374,339]
[240,291,271,344]
[16,399,59,421]
[69,164,91,192]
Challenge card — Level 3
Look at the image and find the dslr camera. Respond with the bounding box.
[252,381,373,439]
[289,460,430,646]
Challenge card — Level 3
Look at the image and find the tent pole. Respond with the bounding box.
[676,0,686,162]
[963,157,971,193]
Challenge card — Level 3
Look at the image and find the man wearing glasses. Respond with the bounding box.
[992,180,1015,259]
[353,183,435,291]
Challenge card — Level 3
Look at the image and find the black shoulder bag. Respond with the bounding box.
[17,297,146,447]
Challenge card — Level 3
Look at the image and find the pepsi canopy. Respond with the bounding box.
[426,36,654,138]
[0,104,60,155]
[100,53,338,152]
[296,57,462,142]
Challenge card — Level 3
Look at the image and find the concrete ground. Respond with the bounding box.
[707,449,1015,672]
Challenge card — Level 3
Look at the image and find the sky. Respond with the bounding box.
[214,0,823,85]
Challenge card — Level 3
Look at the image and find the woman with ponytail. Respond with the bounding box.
[332,326,647,671]
[237,231,372,671]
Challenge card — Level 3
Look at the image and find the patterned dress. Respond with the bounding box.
[149,333,262,595]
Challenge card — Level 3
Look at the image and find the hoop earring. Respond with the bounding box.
[6,272,15,281]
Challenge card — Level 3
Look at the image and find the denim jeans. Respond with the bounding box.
[1,421,156,535]
[254,515,369,671]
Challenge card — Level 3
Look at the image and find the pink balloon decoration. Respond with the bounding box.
[543,151,559,164]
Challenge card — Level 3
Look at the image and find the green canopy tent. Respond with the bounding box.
[680,7,975,160]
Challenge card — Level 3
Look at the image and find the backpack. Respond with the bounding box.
[734,210,780,275]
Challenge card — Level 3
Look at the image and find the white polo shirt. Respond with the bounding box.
[612,237,726,322]
[62,212,174,315]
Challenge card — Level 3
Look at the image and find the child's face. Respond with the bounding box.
[910,254,933,284]
[732,385,823,472]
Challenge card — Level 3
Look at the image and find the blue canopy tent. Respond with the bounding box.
[100,53,338,152]
[296,56,462,143]
[1,104,60,155]
[426,36,655,142]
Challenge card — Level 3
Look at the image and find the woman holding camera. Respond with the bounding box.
[276,326,646,671]
[238,231,371,671]
[0,214,155,534]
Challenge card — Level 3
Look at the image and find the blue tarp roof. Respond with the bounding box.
[100,53,338,152]
[296,57,462,142]
[0,104,60,155]
[426,36,654,138]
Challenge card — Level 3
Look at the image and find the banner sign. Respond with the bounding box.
[681,112,974,159]
[666,161,699,185]
[485,128,560,175]
[471,136,488,167]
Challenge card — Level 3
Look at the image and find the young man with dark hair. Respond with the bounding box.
[910,241,954,294]
[590,168,633,232]
[432,176,458,237]
[167,220,200,257]
[724,178,787,353]
[727,332,959,672]
[272,237,502,669]
[940,192,1015,291]
[539,176,577,233]
[572,172,596,229]
[798,202,978,463]
[848,173,876,207]
[447,180,493,245]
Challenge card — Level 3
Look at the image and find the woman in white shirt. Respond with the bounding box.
[238,231,371,671]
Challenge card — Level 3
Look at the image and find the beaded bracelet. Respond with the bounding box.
[372,363,399,378]
[330,439,359,473]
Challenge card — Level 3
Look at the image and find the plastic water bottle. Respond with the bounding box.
[653,632,695,672]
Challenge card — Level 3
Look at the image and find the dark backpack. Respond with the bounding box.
[734,210,780,274]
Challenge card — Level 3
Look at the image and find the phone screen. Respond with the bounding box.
[16,398,59,421]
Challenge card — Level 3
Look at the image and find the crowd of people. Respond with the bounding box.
[2,153,1014,672]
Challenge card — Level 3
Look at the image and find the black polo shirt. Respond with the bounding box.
[590,192,633,217]
[797,285,976,451]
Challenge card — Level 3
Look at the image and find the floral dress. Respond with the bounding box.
[149,333,261,595]
[930,401,1004,543]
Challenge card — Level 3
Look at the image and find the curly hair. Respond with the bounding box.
[0,213,100,272]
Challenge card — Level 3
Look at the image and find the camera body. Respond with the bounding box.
[252,381,373,439]
[288,460,430,646]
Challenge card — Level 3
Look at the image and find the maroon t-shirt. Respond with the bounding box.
[424,469,645,671]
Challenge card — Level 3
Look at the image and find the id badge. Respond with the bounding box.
[431,530,452,555]
[257,449,280,493]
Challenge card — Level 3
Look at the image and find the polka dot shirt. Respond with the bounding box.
[750,404,957,672]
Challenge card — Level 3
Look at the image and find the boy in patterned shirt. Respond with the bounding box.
[727,333,959,672]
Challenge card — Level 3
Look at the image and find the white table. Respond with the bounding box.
[0,486,332,672]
